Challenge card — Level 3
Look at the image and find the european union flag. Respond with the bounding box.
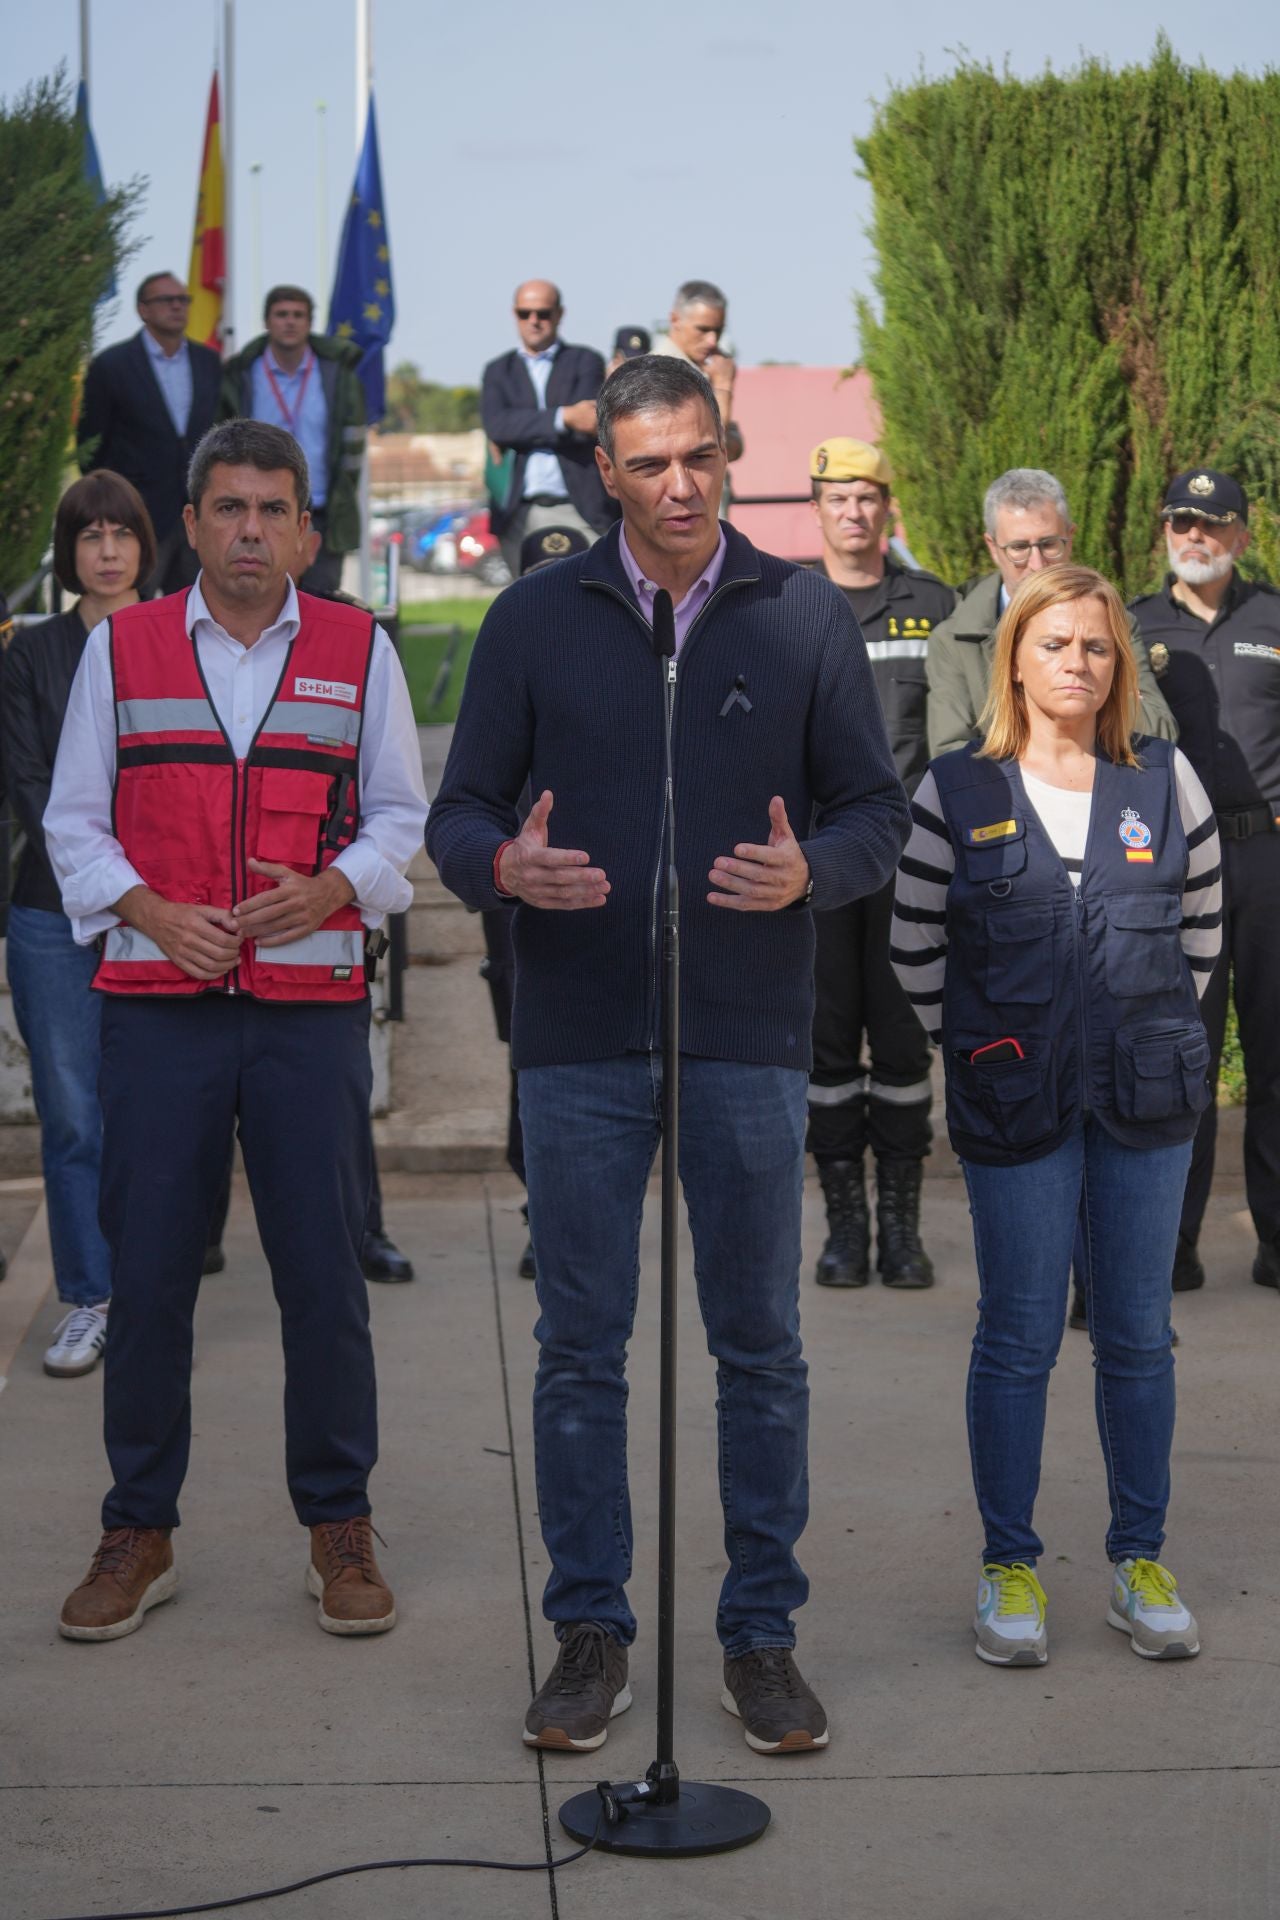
[327,95,394,423]
[76,79,116,302]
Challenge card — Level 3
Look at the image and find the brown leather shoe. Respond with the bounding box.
[307,1516,396,1635]
[59,1527,177,1642]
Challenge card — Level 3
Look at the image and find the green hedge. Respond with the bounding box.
[857,39,1280,598]
[0,72,135,594]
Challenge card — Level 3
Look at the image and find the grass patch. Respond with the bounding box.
[397,596,495,724]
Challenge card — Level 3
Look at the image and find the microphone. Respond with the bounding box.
[652,588,676,661]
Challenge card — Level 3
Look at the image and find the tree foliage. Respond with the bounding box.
[384,362,480,434]
[857,40,1280,596]
[0,71,136,592]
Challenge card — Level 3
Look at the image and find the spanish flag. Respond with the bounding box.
[186,74,225,350]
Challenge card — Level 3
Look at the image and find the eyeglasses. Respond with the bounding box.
[515,307,555,321]
[143,293,191,307]
[995,535,1068,565]
[1166,513,1231,537]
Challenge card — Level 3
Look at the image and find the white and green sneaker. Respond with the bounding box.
[1107,1558,1199,1659]
[974,1562,1048,1666]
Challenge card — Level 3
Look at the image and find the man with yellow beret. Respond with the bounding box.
[807,438,956,1290]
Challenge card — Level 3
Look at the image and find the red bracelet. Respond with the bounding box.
[493,839,515,896]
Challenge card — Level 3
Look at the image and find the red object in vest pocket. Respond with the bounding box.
[968,1036,1025,1065]
[255,767,334,870]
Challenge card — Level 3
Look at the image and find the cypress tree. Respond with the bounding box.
[857,40,1280,596]
[0,72,134,592]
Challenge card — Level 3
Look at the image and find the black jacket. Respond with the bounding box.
[77,332,222,542]
[823,558,956,794]
[1129,573,1280,812]
[427,521,911,1071]
[480,342,619,536]
[0,609,92,913]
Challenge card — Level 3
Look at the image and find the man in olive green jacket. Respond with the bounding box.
[927,468,1176,758]
[221,284,367,593]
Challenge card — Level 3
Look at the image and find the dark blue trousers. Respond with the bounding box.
[98,994,376,1531]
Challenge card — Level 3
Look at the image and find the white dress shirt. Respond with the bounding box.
[142,327,193,436]
[45,576,429,945]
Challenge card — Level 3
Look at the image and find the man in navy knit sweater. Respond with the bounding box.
[427,356,909,1755]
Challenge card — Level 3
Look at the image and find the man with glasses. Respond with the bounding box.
[926,467,1175,758]
[77,272,222,594]
[1130,470,1278,1293]
[481,280,618,577]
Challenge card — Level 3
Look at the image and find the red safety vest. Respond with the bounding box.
[94,588,375,1003]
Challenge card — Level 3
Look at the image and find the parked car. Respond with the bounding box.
[454,508,511,588]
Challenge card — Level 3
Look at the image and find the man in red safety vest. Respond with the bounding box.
[45,419,428,1644]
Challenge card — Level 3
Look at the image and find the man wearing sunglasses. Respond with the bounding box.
[1130,469,1280,1294]
[481,280,619,577]
[77,271,222,595]
[927,467,1175,759]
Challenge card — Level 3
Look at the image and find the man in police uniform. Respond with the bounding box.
[807,438,955,1287]
[1130,469,1276,1291]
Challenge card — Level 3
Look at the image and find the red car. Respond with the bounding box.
[454,508,511,588]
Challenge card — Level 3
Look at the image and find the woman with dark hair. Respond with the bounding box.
[2,472,156,1376]
[892,564,1221,1668]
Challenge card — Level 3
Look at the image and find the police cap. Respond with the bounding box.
[810,438,892,487]
[519,525,592,575]
[1161,468,1248,525]
[612,326,651,359]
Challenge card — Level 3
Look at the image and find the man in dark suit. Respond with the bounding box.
[481,281,619,575]
[77,271,222,595]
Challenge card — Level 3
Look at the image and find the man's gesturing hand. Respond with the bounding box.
[115,886,243,982]
[708,796,810,911]
[498,791,610,909]
[234,860,356,948]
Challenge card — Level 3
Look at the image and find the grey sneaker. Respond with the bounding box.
[1107,1558,1199,1659]
[523,1623,631,1751]
[721,1647,829,1752]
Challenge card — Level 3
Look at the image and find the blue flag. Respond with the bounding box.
[76,79,116,302]
[327,95,395,423]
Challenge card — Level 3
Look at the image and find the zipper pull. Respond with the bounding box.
[667,659,677,686]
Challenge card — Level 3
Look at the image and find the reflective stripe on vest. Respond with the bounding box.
[254,928,365,968]
[116,696,222,736]
[103,925,169,965]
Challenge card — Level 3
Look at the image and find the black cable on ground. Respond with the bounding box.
[41,1807,604,1920]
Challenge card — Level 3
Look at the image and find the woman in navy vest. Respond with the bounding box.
[892,565,1221,1668]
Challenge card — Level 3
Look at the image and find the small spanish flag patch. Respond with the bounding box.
[967,819,1018,845]
[1125,849,1154,863]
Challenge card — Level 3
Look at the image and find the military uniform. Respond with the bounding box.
[1129,469,1280,1282]
[807,439,956,1287]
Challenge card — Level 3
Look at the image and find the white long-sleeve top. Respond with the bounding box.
[45,576,429,945]
[892,748,1223,1043]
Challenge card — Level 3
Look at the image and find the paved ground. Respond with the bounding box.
[2,722,1277,1914]
[2,1158,1276,1920]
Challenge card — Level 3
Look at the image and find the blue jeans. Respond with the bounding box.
[519,1053,810,1656]
[6,904,112,1307]
[962,1116,1193,1568]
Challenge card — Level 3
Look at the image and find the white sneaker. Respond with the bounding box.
[974,1562,1048,1666]
[43,1304,109,1378]
[1107,1558,1199,1659]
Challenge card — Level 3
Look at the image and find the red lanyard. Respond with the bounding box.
[263,351,315,434]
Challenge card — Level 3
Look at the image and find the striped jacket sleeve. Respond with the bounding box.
[1173,749,1223,998]
[891,766,953,1044]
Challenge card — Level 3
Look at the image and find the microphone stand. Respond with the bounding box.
[559,591,771,1859]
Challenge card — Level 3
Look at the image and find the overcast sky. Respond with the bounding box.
[9,3,1279,386]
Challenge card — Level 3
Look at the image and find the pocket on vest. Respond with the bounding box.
[256,768,333,869]
[984,902,1054,1003]
[1105,893,1183,996]
[950,1051,1056,1150]
[1113,1022,1212,1123]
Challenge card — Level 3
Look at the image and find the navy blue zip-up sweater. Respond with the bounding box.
[426,521,911,1071]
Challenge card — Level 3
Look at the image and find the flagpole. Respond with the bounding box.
[356,0,373,603]
[80,0,90,90]
[222,0,236,353]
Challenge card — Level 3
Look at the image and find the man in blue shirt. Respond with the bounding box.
[222,286,366,594]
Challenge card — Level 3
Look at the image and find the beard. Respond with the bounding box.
[1170,547,1234,587]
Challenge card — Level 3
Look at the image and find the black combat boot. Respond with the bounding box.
[815,1160,870,1288]
[874,1159,935,1289]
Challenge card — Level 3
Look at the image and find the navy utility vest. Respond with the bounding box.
[930,739,1211,1167]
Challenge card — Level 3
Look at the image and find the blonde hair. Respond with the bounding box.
[977,564,1140,767]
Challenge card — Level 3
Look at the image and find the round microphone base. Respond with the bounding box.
[559,1781,770,1858]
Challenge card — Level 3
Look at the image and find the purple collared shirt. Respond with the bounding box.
[619,524,727,654]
